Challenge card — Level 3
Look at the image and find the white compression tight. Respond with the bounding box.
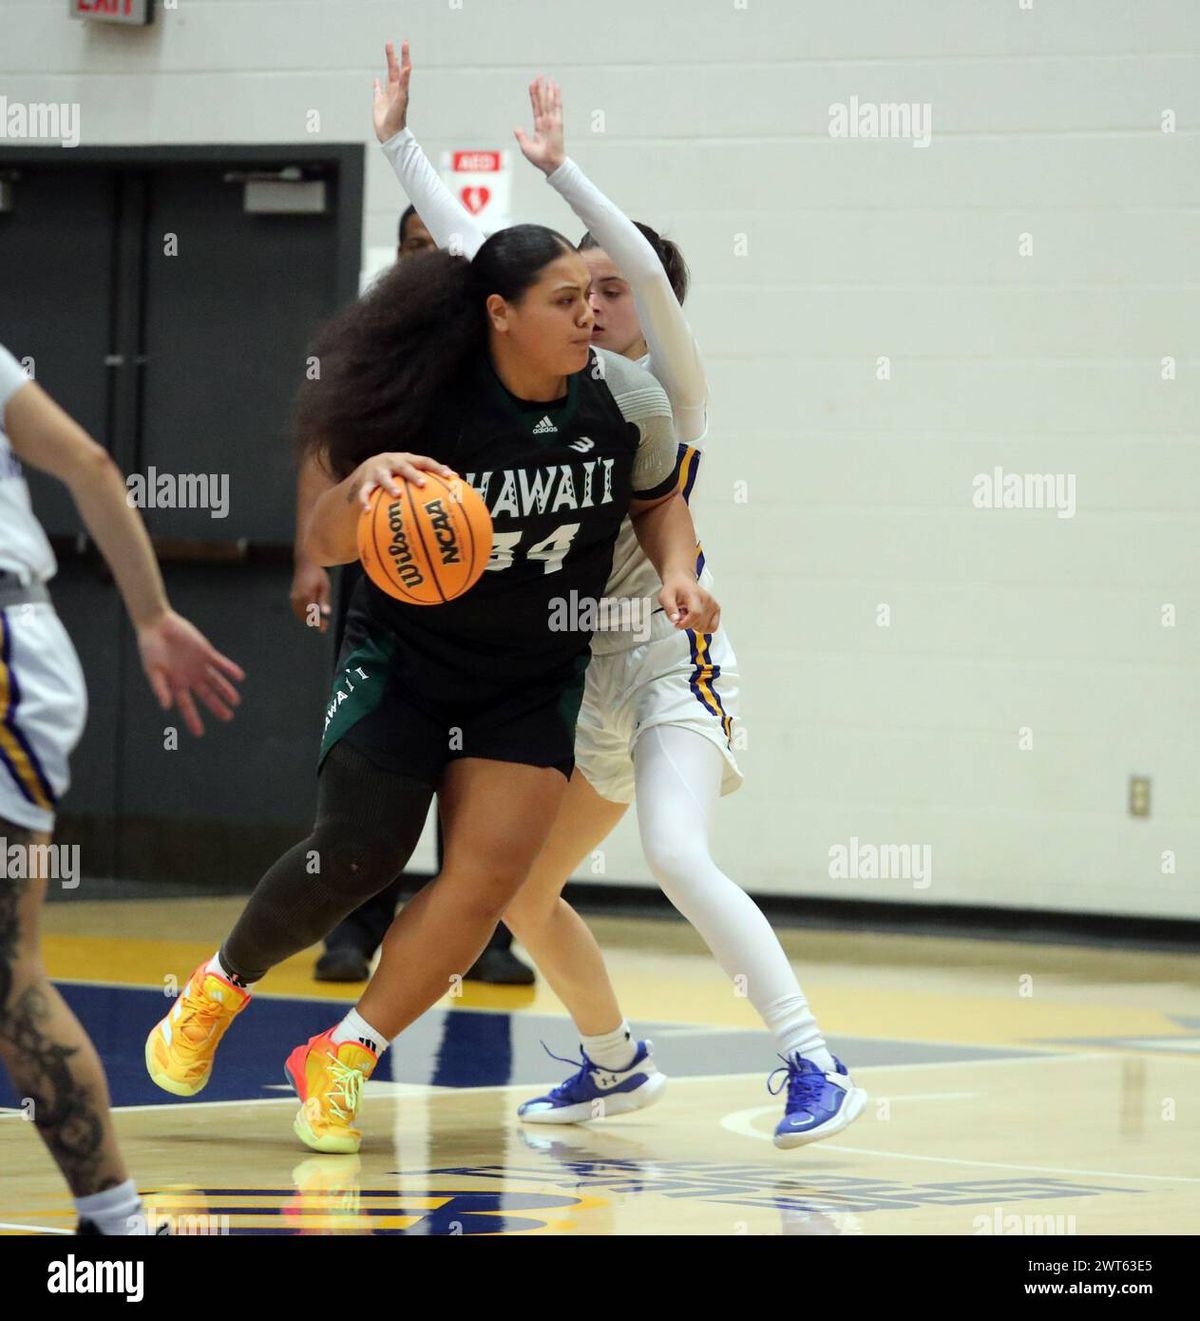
[632,723,834,1068]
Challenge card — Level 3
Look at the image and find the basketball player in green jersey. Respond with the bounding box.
[146,224,719,1153]
[291,204,533,987]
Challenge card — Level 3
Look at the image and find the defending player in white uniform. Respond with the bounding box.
[0,342,243,1232]
[373,44,866,1145]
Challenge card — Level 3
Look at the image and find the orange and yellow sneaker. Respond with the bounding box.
[144,962,251,1097]
[284,1156,366,1234]
[285,1028,378,1155]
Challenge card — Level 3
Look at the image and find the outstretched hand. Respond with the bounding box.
[514,75,567,175]
[373,39,413,144]
[137,609,245,738]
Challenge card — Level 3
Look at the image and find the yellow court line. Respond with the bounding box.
[38,931,1199,1052]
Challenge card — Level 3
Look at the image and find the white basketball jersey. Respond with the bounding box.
[592,352,713,656]
[0,344,58,586]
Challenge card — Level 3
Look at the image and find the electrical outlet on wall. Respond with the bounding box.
[1129,776,1151,817]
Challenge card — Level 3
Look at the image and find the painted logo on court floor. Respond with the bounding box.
[422,1159,1142,1216]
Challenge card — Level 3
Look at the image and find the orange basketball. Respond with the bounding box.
[357,472,492,605]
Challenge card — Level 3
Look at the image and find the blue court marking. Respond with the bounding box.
[0,981,1058,1109]
[1040,1014,1200,1056]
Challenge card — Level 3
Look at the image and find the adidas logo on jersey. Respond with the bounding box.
[532,415,558,435]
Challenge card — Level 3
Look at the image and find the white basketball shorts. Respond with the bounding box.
[575,625,744,805]
[0,602,87,833]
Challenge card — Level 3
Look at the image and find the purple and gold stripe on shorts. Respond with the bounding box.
[0,612,55,813]
[685,629,734,746]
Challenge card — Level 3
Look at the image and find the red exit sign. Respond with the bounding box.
[70,0,153,24]
[452,152,501,173]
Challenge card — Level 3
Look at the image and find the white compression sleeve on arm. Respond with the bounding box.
[380,128,487,260]
[546,157,709,445]
[594,348,679,496]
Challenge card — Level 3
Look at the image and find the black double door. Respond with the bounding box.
[0,147,361,881]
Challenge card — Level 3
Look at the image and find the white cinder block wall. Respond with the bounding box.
[5,1,1198,918]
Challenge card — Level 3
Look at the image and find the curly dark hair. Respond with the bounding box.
[296,223,577,479]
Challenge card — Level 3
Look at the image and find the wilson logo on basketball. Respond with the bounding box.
[358,474,493,606]
[384,499,425,590]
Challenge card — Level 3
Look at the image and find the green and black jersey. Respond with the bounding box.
[348,346,679,701]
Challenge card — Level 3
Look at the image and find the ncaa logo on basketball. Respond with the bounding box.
[422,497,462,567]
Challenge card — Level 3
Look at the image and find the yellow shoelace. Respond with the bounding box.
[324,1057,365,1123]
[177,995,229,1052]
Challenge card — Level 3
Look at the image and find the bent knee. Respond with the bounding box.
[469,882,524,926]
[309,822,409,895]
[640,834,709,884]
[444,866,533,925]
[503,886,558,937]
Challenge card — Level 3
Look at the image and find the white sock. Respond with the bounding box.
[330,1007,389,1056]
[795,1046,837,1073]
[75,1179,145,1236]
[580,1020,637,1071]
[206,951,252,989]
[763,993,836,1072]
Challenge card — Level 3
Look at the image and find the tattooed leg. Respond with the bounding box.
[0,820,128,1197]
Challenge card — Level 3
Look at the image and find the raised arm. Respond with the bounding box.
[373,40,487,260]
[515,77,709,445]
[599,349,718,633]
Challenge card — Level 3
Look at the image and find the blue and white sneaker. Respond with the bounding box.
[768,1053,867,1149]
[518,1040,667,1125]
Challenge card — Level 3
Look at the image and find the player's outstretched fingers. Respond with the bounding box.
[146,666,173,712]
[173,685,204,738]
[204,664,241,711]
[209,648,245,684]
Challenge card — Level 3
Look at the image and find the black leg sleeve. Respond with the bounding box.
[221,742,433,983]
